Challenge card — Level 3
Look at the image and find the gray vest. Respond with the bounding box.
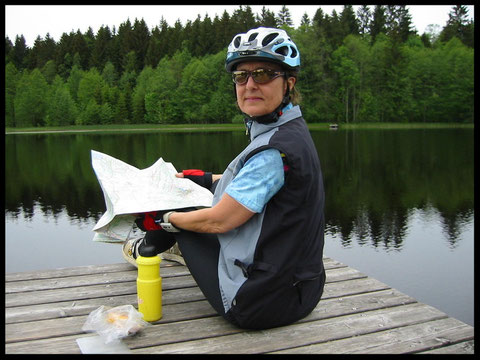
[213,106,305,312]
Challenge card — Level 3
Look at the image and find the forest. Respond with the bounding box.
[4,5,474,127]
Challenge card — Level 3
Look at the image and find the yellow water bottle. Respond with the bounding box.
[136,243,162,322]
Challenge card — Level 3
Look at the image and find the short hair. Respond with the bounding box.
[286,70,302,105]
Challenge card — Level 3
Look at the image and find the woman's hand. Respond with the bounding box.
[175,170,222,187]
[169,193,255,234]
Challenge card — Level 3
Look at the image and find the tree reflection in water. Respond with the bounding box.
[5,128,474,250]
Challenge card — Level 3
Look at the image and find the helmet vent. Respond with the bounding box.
[234,36,242,48]
[248,32,259,42]
[290,47,298,58]
[262,33,279,46]
[275,46,289,56]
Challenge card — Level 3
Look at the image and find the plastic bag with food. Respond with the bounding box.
[82,305,150,343]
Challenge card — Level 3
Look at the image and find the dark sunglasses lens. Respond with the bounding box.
[233,71,248,84]
[232,69,280,84]
[252,69,272,83]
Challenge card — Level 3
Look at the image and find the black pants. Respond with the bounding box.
[143,229,227,319]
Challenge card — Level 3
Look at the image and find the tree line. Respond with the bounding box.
[5,5,474,127]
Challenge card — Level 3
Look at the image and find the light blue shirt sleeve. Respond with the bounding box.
[225,148,285,213]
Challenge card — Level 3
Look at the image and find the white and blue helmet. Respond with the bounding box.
[225,27,300,72]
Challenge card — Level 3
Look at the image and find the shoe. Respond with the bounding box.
[123,231,178,267]
[122,236,159,268]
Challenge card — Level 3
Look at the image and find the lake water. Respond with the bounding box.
[5,128,474,326]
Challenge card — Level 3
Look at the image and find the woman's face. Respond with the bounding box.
[235,61,296,117]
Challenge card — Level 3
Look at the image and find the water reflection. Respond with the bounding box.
[312,128,474,250]
[5,128,474,251]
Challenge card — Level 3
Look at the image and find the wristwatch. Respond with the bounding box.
[159,211,180,232]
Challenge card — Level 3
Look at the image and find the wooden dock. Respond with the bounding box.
[5,257,474,354]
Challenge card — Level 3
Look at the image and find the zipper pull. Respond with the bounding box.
[244,118,252,137]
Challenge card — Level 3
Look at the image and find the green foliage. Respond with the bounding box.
[13,68,49,127]
[5,62,19,127]
[4,5,474,127]
[77,68,104,109]
[45,75,78,126]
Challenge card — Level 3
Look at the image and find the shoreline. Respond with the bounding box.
[5,122,473,135]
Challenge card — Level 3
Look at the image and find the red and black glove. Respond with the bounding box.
[182,169,212,189]
[134,211,164,231]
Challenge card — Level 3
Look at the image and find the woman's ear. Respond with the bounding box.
[287,76,296,91]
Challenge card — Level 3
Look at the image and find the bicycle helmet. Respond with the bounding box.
[225,27,300,72]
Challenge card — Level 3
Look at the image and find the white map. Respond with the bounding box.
[91,150,213,243]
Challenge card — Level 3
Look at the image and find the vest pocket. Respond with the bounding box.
[293,265,325,305]
[234,259,277,278]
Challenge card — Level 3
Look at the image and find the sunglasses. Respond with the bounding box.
[232,68,285,85]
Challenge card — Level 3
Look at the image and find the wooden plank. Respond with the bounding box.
[271,317,474,354]
[127,291,421,352]
[6,334,87,354]
[5,266,389,325]
[322,277,390,299]
[5,260,178,282]
[5,260,473,354]
[130,302,448,354]
[352,322,474,354]
[5,288,413,350]
[419,340,475,354]
[5,265,189,294]
[5,257,345,294]
[6,286,207,324]
[5,300,217,344]
[5,263,364,308]
[5,276,389,324]
[325,266,367,282]
[6,269,137,294]
[4,257,341,282]
[5,274,198,307]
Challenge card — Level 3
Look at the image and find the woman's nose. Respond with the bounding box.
[245,75,258,89]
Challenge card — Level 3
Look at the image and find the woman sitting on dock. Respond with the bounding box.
[123,27,326,330]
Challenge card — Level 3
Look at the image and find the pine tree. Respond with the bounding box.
[132,18,150,71]
[300,13,311,28]
[340,5,359,37]
[199,14,214,55]
[37,33,57,69]
[439,5,473,47]
[218,11,234,50]
[386,5,414,42]
[257,6,277,28]
[312,7,325,28]
[277,5,293,28]
[357,5,372,36]
[370,5,387,42]
[117,19,136,72]
[231,5,257,34]
[55,32,74,78]
[5,37,14,64]
[90,25,113,70]
[397,6,415,42]
[71,30,90,70]
[324,10,343,49]
[12,35,29,70]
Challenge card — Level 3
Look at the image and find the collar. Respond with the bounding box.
[246,105,302,141]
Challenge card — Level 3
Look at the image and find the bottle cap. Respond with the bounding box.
[138,244,158,257]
